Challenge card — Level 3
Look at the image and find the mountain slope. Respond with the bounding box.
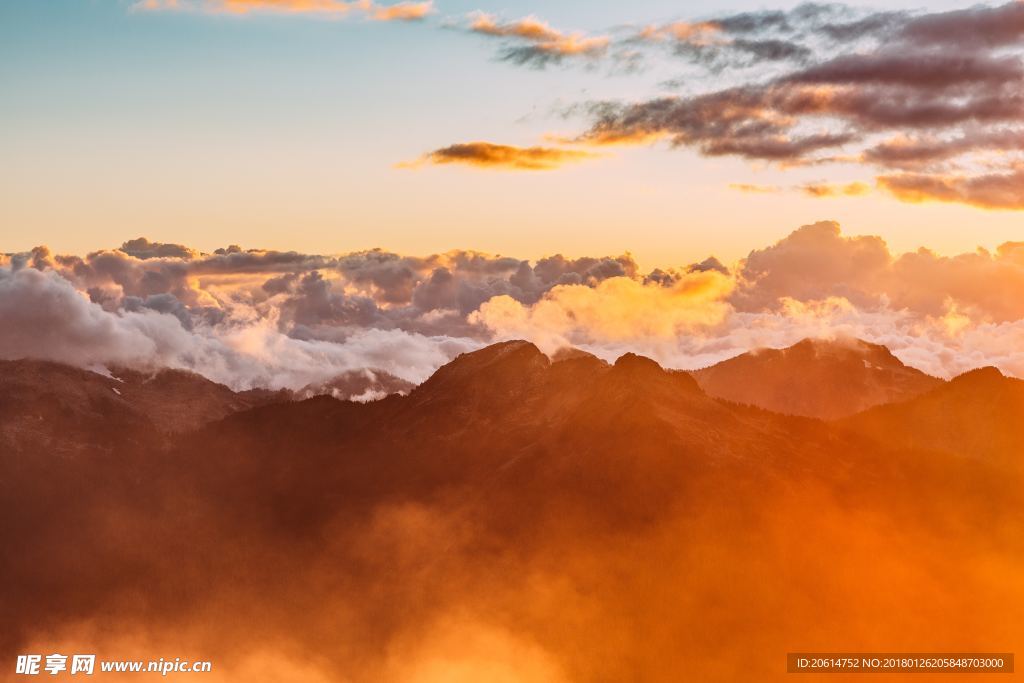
[840,366,1024,467]
[1,343,1020,682]
[692,337,943,419]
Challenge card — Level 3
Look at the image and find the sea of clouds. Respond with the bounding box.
[4,221,1024,389]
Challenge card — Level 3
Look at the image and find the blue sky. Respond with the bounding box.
[3,0,1021,266]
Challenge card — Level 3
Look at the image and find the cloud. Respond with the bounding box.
[555,2,1024,209]
[898,0,1024,48]
[732,221,891,311]
[470,271,736,353]
[463,221,1024,379]
[9,222,1024,386]
[118,237,198,260]
[878,167,1024,210]
[0,264,478,390]
[1,240,649,388]
[364,0,431,21]
[729,183,782,194]
[135,0,434,21]
[632,5,907,73]
[800,181,870,198]
[467,13,609,67]
[404,141,598,170]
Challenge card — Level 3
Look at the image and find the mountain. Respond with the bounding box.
[1,342,1020,682]
[840,366,1024,466]
[0,360,413,454]
[0,359,280,454]
[691,337,943,419]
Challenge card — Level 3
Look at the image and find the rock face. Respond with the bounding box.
[0,343,1021,682]
[691,337,944,419]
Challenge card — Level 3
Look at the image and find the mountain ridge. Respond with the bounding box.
[691,336,944,419]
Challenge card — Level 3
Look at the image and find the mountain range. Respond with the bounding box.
[1,339,1020,682]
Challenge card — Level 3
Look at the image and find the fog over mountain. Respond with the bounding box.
[1,341,1020,681]
[5,222,1024,391]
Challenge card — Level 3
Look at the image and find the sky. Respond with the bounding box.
[4,0,1024,390]
[3,0,1023,269]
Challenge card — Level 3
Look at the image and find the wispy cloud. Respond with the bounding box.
[729,183,782,194]
[878,168,1024,210]
[563,1,1024,209]
[402,141,598,170]
[465,13,610,67]
[800,181,871,198]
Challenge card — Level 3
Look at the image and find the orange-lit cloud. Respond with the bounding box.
[729,183,782,194]
[550,2,1024,209]
[878,168,1024,210]
[470,270,734,352]
[637,21,723,46]
[404,141,598,171]
[467,13,609,66]
[800,181,871,198]
[136,0,434,20]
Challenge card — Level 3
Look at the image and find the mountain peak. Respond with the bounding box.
[452,340,548,372]
[783,337,901,367]
[550,346,602,364]
[613,352,662,373]
[408,340,549,408]
[694,337,942,419]
[950,365,1005,386]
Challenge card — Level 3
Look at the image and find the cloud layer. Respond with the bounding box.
[5,224,1024,388]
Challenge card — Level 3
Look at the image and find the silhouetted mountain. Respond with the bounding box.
[0,360,157,456]
[841,366,1024,466]
[0,360,280,453]
[1,343,1020,682]
[692,337,943,419]
[0,360,414,454]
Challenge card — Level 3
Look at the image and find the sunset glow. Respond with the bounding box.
[3,1,1024,681]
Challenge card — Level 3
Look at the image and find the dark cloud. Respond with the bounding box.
[730,38,812,62]
[862,130,1024,170]
[580,89,859,162]
[336,249,424,304]
[568,2,1024,207]
[712,8,793,35]
[818,11,909,42]
[784,51,1024,89]
[119,237,196,260]
[899,1,1024,48]
[123,292,197,329]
